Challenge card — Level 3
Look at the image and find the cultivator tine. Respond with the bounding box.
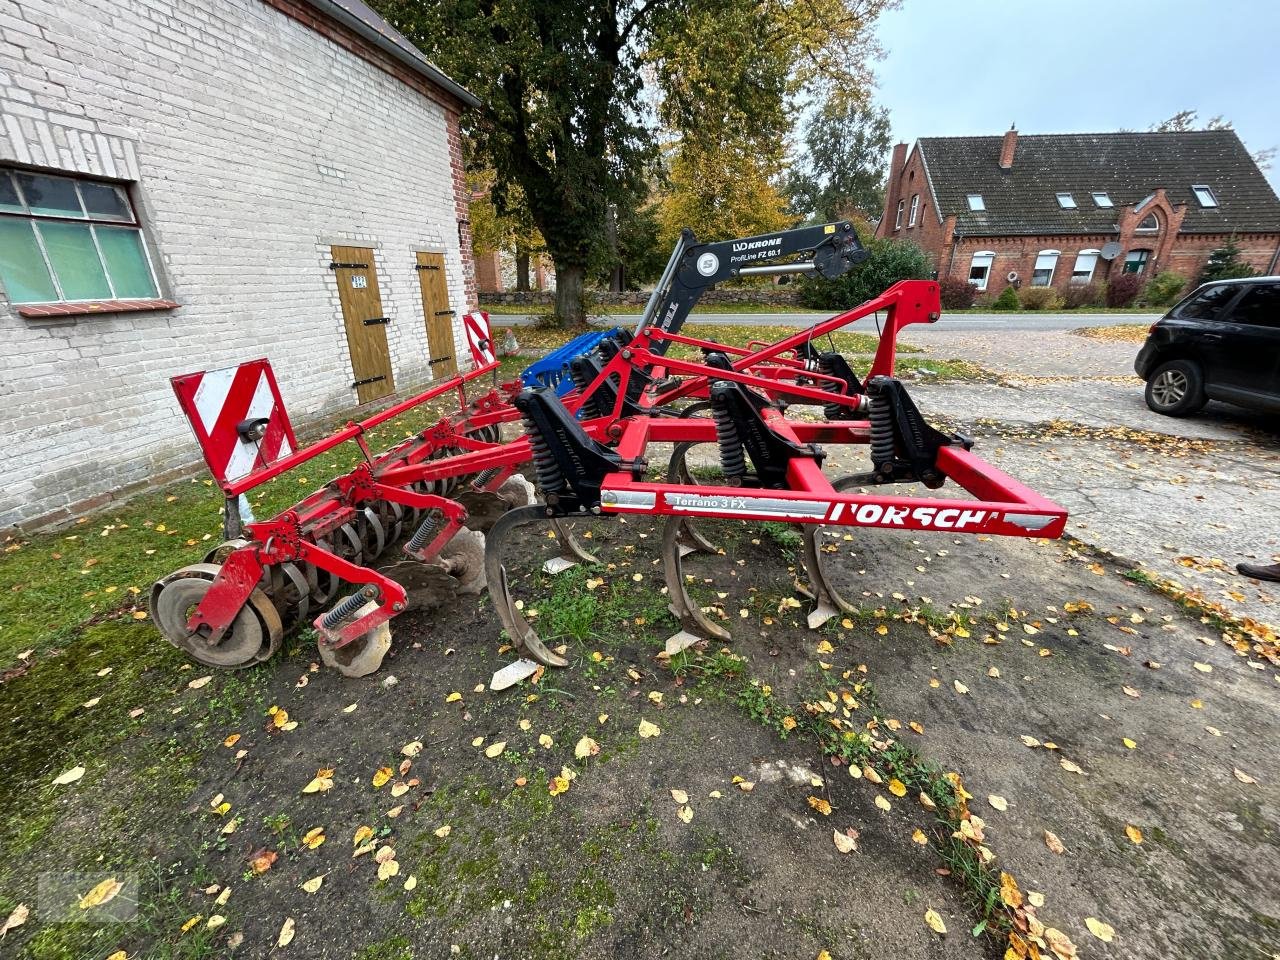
[660,515,731,655]
[668,443,720,558]
[799,526,856,629]
[485,504,570,668]
[542,519,600,575]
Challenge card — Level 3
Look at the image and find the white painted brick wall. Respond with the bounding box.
[0,0,475,528]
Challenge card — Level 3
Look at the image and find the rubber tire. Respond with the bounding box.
[1144,359,1206,417]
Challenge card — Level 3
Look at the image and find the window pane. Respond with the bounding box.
[1177,285,1236,320]
[16,172,84,218]
[0,219,58,302]
[38,221,112,299]
[1230,284,1280,328]
[80,182,132,222]
[0,173,23,213]
[97,226,158,297]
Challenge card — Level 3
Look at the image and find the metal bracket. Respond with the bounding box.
[329,261,368,270]
[433,309,455,317]
[362,317,390,326]
[430,355,453,366]
[351,375,386,389]
[415,263,440,271]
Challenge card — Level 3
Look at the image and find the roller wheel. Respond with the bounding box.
[152,566,266,669]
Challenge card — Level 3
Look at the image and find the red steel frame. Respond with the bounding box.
[174,280,1065,658]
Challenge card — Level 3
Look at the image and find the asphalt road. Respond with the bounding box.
[490,311,1161,333]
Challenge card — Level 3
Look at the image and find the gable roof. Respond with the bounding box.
[301,0,480,109]
[918,130,1280,236]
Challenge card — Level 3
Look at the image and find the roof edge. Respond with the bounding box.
[304,0,481,109]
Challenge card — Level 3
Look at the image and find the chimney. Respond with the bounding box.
[889,142,908,181]
[999,125,1018,170]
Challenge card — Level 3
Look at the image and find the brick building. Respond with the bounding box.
[877,128,1280,297]
[0,0,481,529]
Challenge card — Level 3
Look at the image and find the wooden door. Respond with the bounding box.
[330,245,394,404]
[415,251,458,379]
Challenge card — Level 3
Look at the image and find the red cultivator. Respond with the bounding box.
[153,222,1066,677]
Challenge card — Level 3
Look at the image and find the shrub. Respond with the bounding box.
[1143,270,1188,307]
[1019,286,1065,311]
[991,285,1020,311]
[1198,237,1256,286]
[1106,272,1143,307]
[797,237,933,310]
[938,277,978,310]
[1061,282,1105,309]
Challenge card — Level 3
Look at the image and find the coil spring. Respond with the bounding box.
[524,412,565,494]
[711,395,746,479]
[407,508,442,552]
[817,354,845,421]
[321,584,378,629]
[471,466,502,490]
[569,363,602,419]
[868,390,894,468]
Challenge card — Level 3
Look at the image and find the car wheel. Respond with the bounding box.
[1145,359,1206,416]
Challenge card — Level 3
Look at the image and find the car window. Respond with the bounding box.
[1174,284,1239,321]
[1228,283,1280,328]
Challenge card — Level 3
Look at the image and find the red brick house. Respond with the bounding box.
[876,128,1280,297]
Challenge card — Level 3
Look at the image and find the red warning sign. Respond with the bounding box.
[171,359,297,487]
[463,310,496,367]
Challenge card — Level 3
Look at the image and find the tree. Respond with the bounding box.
[649,0,897,247]
[374,0,659,325]
[467,167,543,291]
[787,100,891,222]
[1198,237,1257,286]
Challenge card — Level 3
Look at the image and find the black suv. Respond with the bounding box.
[1135,277,1280,416]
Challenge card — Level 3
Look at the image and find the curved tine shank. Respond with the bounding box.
[668,442,719,557]
[799,472,869,629]
[660,512,732,648]
[484,504,570,668]
[550,519,600,565]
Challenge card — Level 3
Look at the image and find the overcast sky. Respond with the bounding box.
[874,0,1280,190]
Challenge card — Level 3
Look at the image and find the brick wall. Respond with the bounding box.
[0,0,477,529]
[876,143,951,264]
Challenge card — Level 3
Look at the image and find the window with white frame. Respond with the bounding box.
[1191,184,1218,207]
[1092,192,1113,207]
[1031,250,1059,286]
[0,168,160,304]
[967,194,985,211]
[1135,211,1159,232]
[895,199,905,229]
[1071,249,1100,283]
[1056,192,1077,209]
[1123,249,1151,274]
[908,193,919,227]
[968,251,995,290]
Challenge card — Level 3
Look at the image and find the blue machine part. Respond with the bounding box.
[520,328,618,396]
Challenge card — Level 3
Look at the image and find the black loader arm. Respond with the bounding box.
[638,222,869,354]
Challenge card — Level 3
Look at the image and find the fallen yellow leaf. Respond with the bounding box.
[923,908,947,935]
[300,875,324,894]
[78,877,123,910]
[1044,830,1065,854]
[911,828,928,845]
[671,789,689,804]
[807,795,832,816]
[1124,824,1143,845]
[638,719,661,738]
[1085,917,1115,943]
[988,794,1008,812]
[574,736,600,760]
[277,917,295,947]
[484,741,507,758]
[888,778,907,798]
[833,829,858,854]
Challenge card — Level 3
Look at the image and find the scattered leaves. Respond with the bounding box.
[924,908,947,935]
[832,829,858,854]
[1085,917,1115,943]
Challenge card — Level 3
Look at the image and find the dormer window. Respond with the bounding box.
[1136,212,1159,233]
[967,194,985,211]
[1056,192,1077,209]
[1092,192,1113,208]
[1192,184,1218,207]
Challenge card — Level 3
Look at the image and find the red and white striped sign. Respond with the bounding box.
[171,359,297,486]
[463,310,495,367]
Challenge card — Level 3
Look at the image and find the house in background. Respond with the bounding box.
[877,128,1280,296]
[0,0,480,530]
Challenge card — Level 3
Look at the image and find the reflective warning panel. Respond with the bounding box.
[171,358,297,486]
[463,310,496,367]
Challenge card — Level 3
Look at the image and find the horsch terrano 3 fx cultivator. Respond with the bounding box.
[153,221,1067,678]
